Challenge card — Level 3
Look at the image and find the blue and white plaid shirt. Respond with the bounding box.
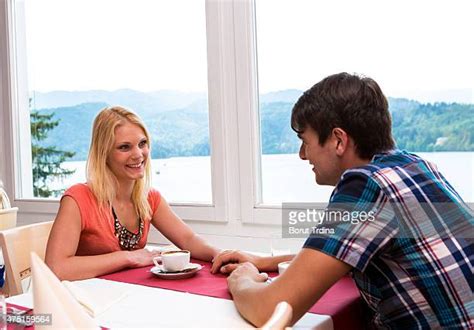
[304,150,473,329]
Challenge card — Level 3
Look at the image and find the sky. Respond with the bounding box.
[255,0,474,103]
[23,0,208,92]
[22,0,474,103]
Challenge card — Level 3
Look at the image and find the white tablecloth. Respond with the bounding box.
[8,277,333,329]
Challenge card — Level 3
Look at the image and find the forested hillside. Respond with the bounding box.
[34,91,474,160]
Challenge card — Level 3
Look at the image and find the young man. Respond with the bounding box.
[211,73,473,329]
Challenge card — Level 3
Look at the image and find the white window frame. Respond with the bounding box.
[0,0,285,226]
[233,0,285,224]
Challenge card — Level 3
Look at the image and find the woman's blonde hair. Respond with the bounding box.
[86,105,152,221]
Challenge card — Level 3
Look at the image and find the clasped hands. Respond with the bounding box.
[211,250,270,293]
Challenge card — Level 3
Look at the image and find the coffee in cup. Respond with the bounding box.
[153,250,191,272]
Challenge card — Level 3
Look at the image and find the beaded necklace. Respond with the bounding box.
[112,207,144,250]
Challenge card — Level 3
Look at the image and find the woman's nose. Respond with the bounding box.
[131,146,142,158]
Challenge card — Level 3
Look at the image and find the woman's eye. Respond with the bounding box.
[139,140,147,148]
[119,145,129,150]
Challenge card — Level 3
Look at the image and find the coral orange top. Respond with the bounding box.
[63,183,161,256]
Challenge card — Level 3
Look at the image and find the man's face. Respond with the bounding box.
[298,126,341,186]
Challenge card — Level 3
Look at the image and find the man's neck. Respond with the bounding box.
[341,149,371,172]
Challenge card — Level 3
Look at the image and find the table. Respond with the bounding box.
[100,261,363,329]
[7,260,363,329]
[7,278,333,329]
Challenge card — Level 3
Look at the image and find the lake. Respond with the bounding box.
[53,152,474,203]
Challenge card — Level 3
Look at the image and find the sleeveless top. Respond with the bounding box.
[63,183,161,256]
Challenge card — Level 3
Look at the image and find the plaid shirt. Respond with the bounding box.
[304,150,473,329]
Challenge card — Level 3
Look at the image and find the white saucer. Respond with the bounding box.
[150,263,202,280]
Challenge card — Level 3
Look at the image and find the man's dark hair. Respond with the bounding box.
[291,72,395,159]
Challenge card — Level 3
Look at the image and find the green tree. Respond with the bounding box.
[30,110,76,197]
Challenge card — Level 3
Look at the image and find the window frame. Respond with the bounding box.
[233,0,290,224]
[0,0,295,226]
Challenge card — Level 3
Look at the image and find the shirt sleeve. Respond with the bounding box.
[147,188,162,218]
[62,183,94,231]
[303,169,399,272]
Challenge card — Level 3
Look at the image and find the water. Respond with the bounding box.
[52,157,212,203]
[263,152,474,203]
[51,152,474,203]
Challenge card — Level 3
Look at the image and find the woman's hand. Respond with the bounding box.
[210,250,263,274]
[127,248,162,268]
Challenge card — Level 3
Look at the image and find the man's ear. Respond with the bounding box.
[332,128,349,156]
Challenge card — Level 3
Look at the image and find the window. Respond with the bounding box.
[18,0,212,203]
[2,0,472,234]
[255,0,474,203]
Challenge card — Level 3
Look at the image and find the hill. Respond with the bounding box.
[33,90,474,160]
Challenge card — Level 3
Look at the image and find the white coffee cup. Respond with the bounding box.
[153,250,191,272]
[278,261,291,274]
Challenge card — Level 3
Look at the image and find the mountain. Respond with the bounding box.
[32,90,474,161]
[32,89,300,113]
[260,102,300,154]
[390,99,474,152]
[259,89,302,104]
[35,102,107,160]
[258,97,474,154]
[30,89,208,117]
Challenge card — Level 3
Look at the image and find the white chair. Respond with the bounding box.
[261,301,293,330]
[0,221,53,296]
[0,207,18,230]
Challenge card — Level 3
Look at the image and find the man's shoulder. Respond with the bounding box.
[342,150,423,179]
[333,150,420,199]
[332,168,382,204]
[370,149,423,169]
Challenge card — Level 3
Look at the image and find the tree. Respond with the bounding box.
[30,110,76,197]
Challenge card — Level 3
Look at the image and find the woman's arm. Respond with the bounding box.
[150,196,220,261]
[210,249,295,274]
[45,196,160,280]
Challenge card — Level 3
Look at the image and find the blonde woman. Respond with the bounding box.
[46,106,219,280]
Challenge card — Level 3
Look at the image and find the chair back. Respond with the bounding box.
[0,221,53,296]
[261,301,293,330]
[0,207,18,230]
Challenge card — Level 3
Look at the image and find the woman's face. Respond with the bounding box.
[107,121,149,184]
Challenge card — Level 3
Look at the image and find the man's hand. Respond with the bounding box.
[210,250,263,274]
[223,249,351,327]
[227,262,268,295]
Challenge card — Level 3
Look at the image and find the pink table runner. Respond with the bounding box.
[100,260,364,329]
[7,303,33,330]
